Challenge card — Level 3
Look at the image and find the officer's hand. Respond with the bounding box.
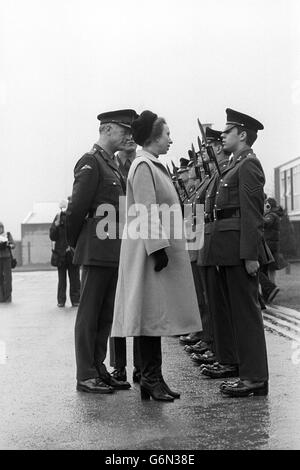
[245,260,259,277]
[151,248,169,272]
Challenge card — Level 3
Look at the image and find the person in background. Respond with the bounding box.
[50,200,81,308]
[0,222,15,303]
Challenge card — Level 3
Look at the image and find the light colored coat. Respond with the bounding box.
[111,150,202,337]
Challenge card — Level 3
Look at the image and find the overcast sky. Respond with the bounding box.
[1,0,299,238]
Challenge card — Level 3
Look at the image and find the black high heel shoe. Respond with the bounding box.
[140,382,174,402]
[160,377,180,399]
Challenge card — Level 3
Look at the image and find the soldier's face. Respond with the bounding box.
[122,140,137,153]
[156,124,173,155]
[221,126,240,152]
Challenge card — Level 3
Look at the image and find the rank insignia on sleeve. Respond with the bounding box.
[80,164,93,170]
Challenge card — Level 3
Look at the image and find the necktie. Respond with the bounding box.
[124,159,132,174]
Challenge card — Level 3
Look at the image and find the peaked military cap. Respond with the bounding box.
[180,157,189,168]
[206,127,222,142]
[225,108,264,132]
[97,109,139,128]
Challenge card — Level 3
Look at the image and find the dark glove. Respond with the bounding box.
[151,248,169,272]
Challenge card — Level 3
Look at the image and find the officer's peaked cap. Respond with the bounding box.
[206,127,222,142]
[225,108,264,132]
[180,157,189,168]
[97,109,139,128]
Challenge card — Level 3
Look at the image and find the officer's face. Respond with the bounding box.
[156,124,173,155]
[110,124,134,152]
[221,125,240,152]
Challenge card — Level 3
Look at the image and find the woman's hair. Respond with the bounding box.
[143,117,166,146]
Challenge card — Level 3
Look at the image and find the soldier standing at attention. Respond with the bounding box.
[66,109,138,394]
[200,109,269,397]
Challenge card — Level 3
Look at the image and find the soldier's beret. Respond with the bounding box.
[131,110,158,146]
[97,109,139,128]
[225,108,264,132]
[206,127,222,143]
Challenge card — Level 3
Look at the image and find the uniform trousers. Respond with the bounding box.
[57,253,80,305]
[75,265,118,381]
[205,265,269,381]
[109,337,141,370]
[191,262,213,346]
[0,257,12,302]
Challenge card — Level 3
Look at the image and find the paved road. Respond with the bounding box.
[0,271,299,450]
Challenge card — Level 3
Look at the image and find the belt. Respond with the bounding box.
[205,207,240,223]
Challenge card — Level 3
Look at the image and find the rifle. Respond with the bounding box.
[166,164,185,210]
[171,160,189,200]
[196,138,211,178]
[197,118,221,176]
[189,145,202,182]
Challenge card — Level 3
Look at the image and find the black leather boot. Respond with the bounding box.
[159,376,180,399]
[140,380,174,401]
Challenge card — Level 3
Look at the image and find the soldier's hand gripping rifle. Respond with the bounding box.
[188,146,202,183]
[197,118,221,177]
[166,164,186,212]
[171,160,189,201]
[195,139,211,178]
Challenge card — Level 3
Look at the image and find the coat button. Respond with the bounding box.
[224,183,228,187]
[113,182,116,185]
[216,191,219,195]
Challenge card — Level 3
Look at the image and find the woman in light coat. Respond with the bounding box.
[111,111,202,401]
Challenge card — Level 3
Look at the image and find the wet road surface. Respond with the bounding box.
[0,271,299,450]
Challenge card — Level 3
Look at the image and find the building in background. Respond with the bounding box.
[274,157,300,258]
[21,202,59,267]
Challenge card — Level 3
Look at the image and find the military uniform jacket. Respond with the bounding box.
[200,148,267,266]
[66,144,126,267]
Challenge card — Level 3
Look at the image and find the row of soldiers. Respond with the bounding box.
[66,107,269,397]
[175,116,270,396]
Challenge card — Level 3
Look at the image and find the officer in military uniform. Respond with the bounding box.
[199,109,269,397]
[66,109,138,394]
[108,140,142,384]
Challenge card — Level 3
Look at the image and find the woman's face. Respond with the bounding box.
[156,124,173,155]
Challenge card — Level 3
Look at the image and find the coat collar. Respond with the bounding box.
[223,148,254,174]
[137,149,170,176]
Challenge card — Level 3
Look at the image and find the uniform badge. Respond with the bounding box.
[80,164,93,171]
